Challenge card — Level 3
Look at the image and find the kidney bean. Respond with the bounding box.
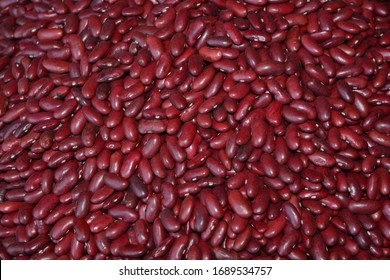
[310,234,329,260]
[228,214,247,235]
[282,202,301,230]
[164,235,188,260]
[159,183,176,209]
[338,209,361,237]
[160,208,181,233]
[198,189,223,219]
[72,217,90,243]
[254,61,285,76]
[278,230,300,257]
[128,175,147,199]
[49,216,75,241]
[227,190,252,219]
[282,106,308,124]
[301,35,323,56]
[117,244,146,258]
[32,194,59,220]
[348,200,382,215]
[143,194,160,224]
[264,214,286,239]
[52,168,78,195]
[106,205,137,224]
[300,209,316,237]
[177,122,196,148]
[42,59,70,74]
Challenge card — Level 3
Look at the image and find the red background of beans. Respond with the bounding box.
[0,0,389,260]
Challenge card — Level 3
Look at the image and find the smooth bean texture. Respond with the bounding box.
[0,0,389,261]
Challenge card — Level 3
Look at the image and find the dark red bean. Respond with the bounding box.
[50,216,74,240]
[301,35,323,56]
[75,191,91,219]
[119,244,147,258]
[178,122,196,148]
[282,202,301,229]
[105,220,130,241]
[199,189,223,219]
[213,246,239,260]
[254,61,285,76]
[32,194,59,220]
[264,214,286,239]
[278,231,300,257]
[160,208,181,233]
[228,190,252,218]
[108,205,137,224]
[282,106,308,124]
[191,200,209,233]
[310,234,329,260]
[348,200,382,215]
[167,235,189,260]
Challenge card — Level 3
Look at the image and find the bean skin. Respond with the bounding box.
[301,35,323,56]
[282,202,301,229]
[49,216,75,241]
[200,189,224,219]
[167,235,189,260]
[160,208,181,233]
[32,194,59,220]
[348,200,382,215]
[228,190,252,218]
[278,231,300,257]
[264,214,286,239]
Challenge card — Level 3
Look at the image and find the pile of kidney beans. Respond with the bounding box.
[0,0,389,260]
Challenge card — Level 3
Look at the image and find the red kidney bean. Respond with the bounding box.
[199,189,223,219]
[102,173,127,191]
[264,214,286,239]
[228,190,252,218]
[278,230,300,257]
[301,34,323,56]
[119,150,141,179]
[190,200,208,233]
[177,194,194,224]
[104,220,128,242]
[49,216,75,241]
[107,205,138,224]
[282,202,301,230]
[73,217,90,243]
[160,183,177,209]
[230,214,248,235]
[148,236,173,259]
[117,244,146,258]
[160,208,181,233]
[213,246,239,260]
[74,191,91,219]
[165,235,188,260]
[232,225,252,252]
[282,106,308,124]
[32,194,59,220]
[128,175,147,199]
[310,234,329,260]
[348,200,382,215]
[145,194,161,224]
[186,244,202,260]
[254,61,285,76]
[300,209,317,237]
[42,59,70,74]
[178,122,196,148]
